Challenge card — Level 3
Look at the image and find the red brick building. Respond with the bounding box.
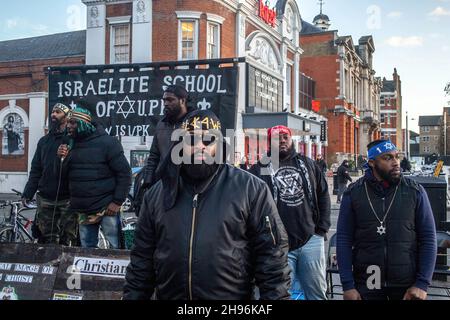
[380,68,403,150]
[0,32,85,192]
[299,15,382,165]
[1,0,328,191]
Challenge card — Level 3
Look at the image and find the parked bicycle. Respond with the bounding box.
[0,189,37,243]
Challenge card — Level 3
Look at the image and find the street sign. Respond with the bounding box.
[434,160,444,177]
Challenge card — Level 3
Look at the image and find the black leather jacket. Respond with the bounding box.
[123,164,291,300]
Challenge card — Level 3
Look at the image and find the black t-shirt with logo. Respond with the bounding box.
[274,156,316,251]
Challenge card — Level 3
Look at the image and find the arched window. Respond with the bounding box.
[2,113,25,156]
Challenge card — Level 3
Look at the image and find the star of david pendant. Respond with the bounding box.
[377,224,386,235]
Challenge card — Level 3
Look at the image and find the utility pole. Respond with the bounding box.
[445,82,450,156]
[406,111,409,160]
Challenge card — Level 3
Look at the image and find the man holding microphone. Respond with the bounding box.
[57,105,131,248]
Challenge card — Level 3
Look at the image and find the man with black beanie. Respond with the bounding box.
[22,103,76,245]
[124,110,291,300]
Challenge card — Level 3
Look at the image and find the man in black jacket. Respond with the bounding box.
[249,126,331,300]
[336,160,353,204]
[22,103,77,245]
[124,110,291,300]
[139,85,195,194]
[57,107,131,248]
[315,154,327,175]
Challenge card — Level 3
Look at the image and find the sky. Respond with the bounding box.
[1,1,450,132]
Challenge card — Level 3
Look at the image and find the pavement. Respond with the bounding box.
[1,175,449,299]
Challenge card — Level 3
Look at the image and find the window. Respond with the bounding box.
[435,136,439,141]
[286,64,292,97]
[180,20,197,60]
[380,113,385,123]
[423,126,430,132]
[434,126,440,131]
[111,24,130,64]
[387,114,391,125]
[422,136,430,142]
[207,22,220,59]
[424,146,430,153]
[299,73,316,111]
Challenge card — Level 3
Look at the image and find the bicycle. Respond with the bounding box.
[0,189,37,243]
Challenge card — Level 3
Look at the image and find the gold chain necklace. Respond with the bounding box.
[364,182,399,236]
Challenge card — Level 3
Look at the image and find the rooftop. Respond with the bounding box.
[0,30,86,63]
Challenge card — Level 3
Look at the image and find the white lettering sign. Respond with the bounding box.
[72,257,130,279]
[14,264,40,274]
[0,263,12,271]
[5,274,33,283]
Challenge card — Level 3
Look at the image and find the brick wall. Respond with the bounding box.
[0,56,84,172]
[152,0,236,62]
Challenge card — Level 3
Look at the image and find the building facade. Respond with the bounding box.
[418,115,443,156]
[299,14,381,165]
[0,0,329,192]
[380,68,403,150]
[0,32,85,193]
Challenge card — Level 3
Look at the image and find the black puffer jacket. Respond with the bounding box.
[61,125,131,213]
[123,164,291,300]
[23,130,69,201]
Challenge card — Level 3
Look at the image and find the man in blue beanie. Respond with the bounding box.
[337,139,437,300]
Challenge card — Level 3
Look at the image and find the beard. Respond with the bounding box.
[279,144,295,160]
[374,162,401,185]
[181,162,219,183]
[164,104,182,124]
[50,118,62,131]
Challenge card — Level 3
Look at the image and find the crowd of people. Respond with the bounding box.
[22,85,437,300]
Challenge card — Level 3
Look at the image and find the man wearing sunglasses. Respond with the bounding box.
[124,110,291,300]
[337,139,437,300]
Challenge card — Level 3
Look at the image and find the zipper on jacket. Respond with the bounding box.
[265,216,276,246]
[188,194,199,300]
[382,197,388,287]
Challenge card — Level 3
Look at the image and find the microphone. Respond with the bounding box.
[61,135,72,162]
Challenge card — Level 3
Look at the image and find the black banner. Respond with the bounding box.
[48,64,238,136]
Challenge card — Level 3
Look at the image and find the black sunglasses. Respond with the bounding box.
[185,133,218,146]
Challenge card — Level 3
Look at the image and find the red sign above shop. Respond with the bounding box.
[259,0,277,27]
[312,100,321,113]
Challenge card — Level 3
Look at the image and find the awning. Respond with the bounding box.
[242,112,322,136]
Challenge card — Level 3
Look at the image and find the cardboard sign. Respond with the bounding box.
[0,243,130,300]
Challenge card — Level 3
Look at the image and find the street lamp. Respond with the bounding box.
[405,111,416,160]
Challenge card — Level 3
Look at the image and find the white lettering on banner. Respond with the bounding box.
[95,100,164,118]
[163,75,227,93]
[0,263,12,271]
[57,76,152,98]
[5,274,33,283]
[105,125,151,136]
[41,266,55,275]
[72,257,129,279]
[14,264,40,273]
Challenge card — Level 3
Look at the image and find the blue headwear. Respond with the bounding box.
[367,140,397,160]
